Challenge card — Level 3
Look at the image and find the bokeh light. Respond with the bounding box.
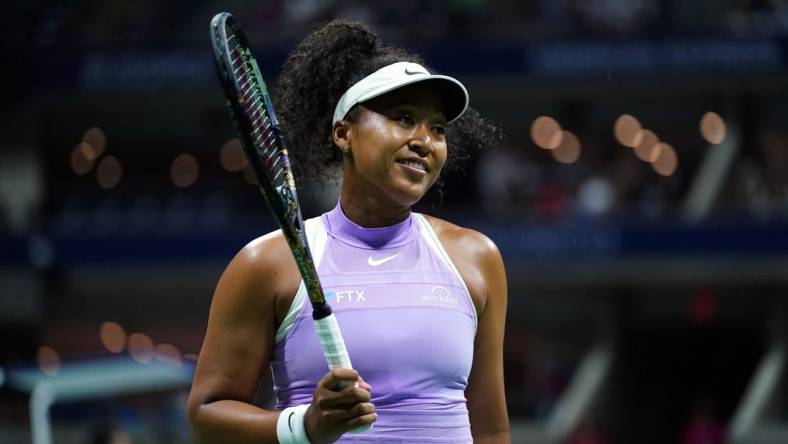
[220,139,248,172]
[37,346,61,376]
[530,116,563,149]
[82,127,107,158]
[70,143,96,175]
[634,129,660,162]
[155,343,183,367]
[614,114,642,148]
[97,155,123,189]
[700,112,726,145]
[652,143,678,176]
[551,131,581,164]
[171,153,200,188]
[648,142,664,163]
[100,321,127,353]
[79,142,99,161]
[128,333,154,364]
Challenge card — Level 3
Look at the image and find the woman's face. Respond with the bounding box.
[337,84,448,207]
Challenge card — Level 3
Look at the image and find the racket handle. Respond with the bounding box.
[313,314,373,434]
[314,313,353,370]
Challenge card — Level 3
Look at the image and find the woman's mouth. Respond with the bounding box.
[395,158,429,173]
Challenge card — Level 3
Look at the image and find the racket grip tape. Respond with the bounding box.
[312,314,373,434]
[313,314,353,370]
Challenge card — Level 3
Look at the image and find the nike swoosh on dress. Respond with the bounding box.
[367,253,400,266]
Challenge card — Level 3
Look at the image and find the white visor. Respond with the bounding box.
[332,62,469,125]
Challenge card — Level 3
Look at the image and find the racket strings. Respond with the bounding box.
[214,15,323,307]
[227,46,291,187]
[224,27,299,227]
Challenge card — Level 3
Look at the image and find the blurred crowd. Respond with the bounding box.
[10,117,785,240]
[18,0,788,51]
[474,126,788,223]
[1,0,786,236]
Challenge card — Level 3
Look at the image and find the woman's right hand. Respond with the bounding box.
[303,368,377,444]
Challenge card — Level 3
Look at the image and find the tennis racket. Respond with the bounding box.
[210,12,366,405]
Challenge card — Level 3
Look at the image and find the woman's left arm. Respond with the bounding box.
[465,233,510,443]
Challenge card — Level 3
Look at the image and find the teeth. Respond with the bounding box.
[399,160,426,171]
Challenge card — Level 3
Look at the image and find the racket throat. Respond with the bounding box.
[311,302,333,320]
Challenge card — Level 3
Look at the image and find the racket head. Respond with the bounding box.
[210,12,327,307]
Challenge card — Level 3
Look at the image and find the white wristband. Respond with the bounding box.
[276,404,311,444]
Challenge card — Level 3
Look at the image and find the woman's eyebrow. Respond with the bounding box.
[391,104,447,122]
[390,102,417,110]
[428,113,448,126]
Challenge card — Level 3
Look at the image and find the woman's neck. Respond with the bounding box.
[339,177,411,228]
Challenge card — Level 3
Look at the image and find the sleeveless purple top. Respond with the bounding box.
[270,204,477,443]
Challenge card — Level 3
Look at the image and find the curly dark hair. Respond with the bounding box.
[274,19,504,185]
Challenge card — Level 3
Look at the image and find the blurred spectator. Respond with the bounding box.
[568,0,661,36]
[731,159,772,220]
[727,0,788,37]
[577,175,616,218]
[475,145,541,219]
[533,177,573,221]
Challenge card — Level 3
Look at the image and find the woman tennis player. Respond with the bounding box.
[187,19,509,444]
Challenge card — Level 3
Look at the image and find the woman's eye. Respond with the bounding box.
[397,115,414,125]
[433,126,446,136]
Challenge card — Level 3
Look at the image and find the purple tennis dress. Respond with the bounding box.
[270,204,478,443]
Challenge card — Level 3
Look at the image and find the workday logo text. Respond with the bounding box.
[421,286,457,305]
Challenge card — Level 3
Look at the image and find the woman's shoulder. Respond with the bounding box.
[420,214,505,313]
[222,229,302,320]
[235,229,292,272]
[420,214,501,260]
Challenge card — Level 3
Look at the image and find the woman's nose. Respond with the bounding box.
[408,125,433,156]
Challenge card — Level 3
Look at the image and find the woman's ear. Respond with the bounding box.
[332,120,352,154]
